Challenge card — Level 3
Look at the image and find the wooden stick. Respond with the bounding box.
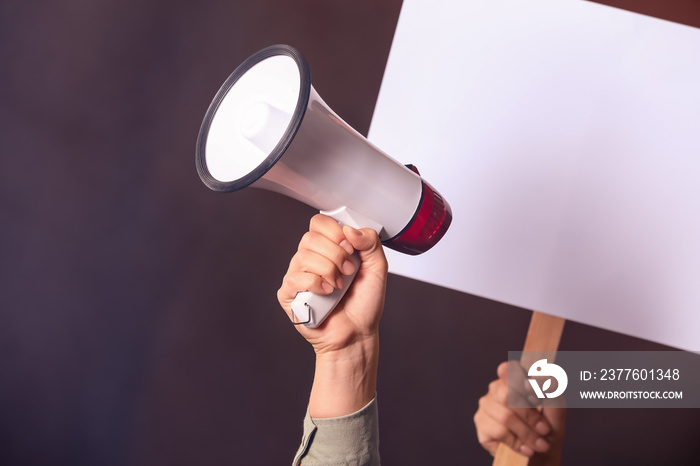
[492,311,566,466]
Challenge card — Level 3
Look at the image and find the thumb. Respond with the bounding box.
[342,226,388,275]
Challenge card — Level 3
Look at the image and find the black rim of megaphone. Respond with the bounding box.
[195,44,311,192]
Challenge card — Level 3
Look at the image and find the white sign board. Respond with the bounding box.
[369,0,700,350]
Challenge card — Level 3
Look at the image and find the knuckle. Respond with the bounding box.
[298,231,315,249]
[309,274,323,289]
[321,261,338,279]
[331,246,347,266]
[494,385,508,404]
[290,250,305,266]
[492,425,508,441]
[309,214,324,229]
[310,214,342,238]
[288,257,302,274]
[295,249,313,267]
[281,274,299,294]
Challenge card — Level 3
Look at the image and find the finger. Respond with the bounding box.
[309,214,348,246]
[490,378,550,436]
[490,376,534,411]
[342,226,387,275]
[281,271,334,299]
[290,248,346,291]
[501,361,530,396]
[488,379,549,435]
[473,408,504,456]
[480,395,551,455]
[497,361,510,379]
[475,398,534,457]
[277,271,335,322]
[298,230,355,277]
[500,360,541,407]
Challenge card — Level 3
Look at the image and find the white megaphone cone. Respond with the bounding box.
[196,45,452,328]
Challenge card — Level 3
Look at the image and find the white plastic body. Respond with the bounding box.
[252,84,422,241]
[291,207,382,328]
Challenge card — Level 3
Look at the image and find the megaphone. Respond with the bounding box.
[196,45,452,328]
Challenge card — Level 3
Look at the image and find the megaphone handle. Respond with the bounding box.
[290,206,383,328]
[290,251,361,328]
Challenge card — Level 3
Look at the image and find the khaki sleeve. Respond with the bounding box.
[292,397,380,466]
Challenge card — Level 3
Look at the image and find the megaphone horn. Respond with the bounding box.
[196,44,452,327]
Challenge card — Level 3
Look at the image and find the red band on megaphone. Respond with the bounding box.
[384,180,452,255]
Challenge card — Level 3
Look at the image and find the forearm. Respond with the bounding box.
[309,336,379,418]
[281,219,386,465]
[292,338,381,466]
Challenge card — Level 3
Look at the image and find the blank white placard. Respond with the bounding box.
[369,0,700,350]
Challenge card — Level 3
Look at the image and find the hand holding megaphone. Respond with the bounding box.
[196,45,452,328]
[278,214,387,338]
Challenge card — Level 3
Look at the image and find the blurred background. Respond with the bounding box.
[1,1,699,464]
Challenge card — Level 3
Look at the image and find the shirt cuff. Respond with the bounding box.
[292,397,380,466]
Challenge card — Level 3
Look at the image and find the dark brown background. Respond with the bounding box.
[1,1,699,465]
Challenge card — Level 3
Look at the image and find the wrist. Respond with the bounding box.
[308,337,379,418]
